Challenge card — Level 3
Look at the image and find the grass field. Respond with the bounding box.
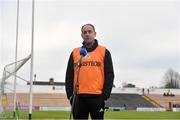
[1,111,180,119]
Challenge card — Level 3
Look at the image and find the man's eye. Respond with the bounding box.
[88,31,92,33]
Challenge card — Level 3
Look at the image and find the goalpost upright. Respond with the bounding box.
[13,0,19,117]
[29,0,35,119]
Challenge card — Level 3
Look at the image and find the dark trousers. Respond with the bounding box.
[73,95,105,120]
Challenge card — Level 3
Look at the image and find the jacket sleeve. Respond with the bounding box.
[102,49,114,100]
[65,52,74,100]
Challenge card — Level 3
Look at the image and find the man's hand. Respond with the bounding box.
[69,95,73,105]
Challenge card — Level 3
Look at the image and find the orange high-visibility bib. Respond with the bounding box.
[73,45,105,94]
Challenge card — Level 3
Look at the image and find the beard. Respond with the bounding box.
[84,39,95,48]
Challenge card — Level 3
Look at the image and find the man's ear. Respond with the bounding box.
[94,32,97,37]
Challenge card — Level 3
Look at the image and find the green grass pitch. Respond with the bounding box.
[2,111,180,119]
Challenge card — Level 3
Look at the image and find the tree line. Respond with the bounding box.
[163,69,180,88]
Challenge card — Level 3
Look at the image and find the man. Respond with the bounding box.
[65,24,114,119]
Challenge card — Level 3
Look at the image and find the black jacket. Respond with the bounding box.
[65,40,114,100]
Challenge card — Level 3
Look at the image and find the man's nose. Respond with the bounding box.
[85,33,90,36]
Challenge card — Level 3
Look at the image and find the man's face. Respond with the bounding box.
[81,25,96,44]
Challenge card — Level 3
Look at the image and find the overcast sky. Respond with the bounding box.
[1,0,180,88]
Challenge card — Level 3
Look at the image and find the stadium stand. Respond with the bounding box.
[147,94,180,110]
[3,89,180,111]
[5,93,70,107]
[105,93,155,110]
[5,93,156,111]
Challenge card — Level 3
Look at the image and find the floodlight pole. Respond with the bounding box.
[13,0,19,118]
[29,0,35,119]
